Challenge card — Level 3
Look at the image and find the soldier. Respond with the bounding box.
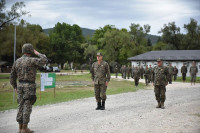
[152,58,169,109]
[91,53,110,110]
[149,64,153,83]
[114,65,118,78]
[10,43,48,133]
[131,65,135,78]
[140,66,144,79]
[126,65,131,79]
[123,65,127,79]
[120,65,124,78]
[144,65,150,85]
[168,63,174,84]
[189,61,198,85]
[132,66,140,87]
[173,66,178,81]
[181,63,188,82]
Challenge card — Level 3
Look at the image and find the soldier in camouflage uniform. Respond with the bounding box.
[168,63,174,84]
[123,65,127,79]
[132,66,140,87]
[91,53,111,110]
[189,61,198,85]
[10,43,48,133]
[131,65,135,78]
[173,66,178,81]
[144,65,150,85]
[140,66,144,79]
[126,65,131,79]
[152,58,169,109]
[149,65,153,83]
[120,65,124,78]
[114,65,118,78]
[181,63,188,82]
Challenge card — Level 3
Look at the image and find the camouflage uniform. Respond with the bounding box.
[181,65,187,81]
[173,67,178,81]
[132,68,140,87]
[149,66,153,83]
[114,66,118,78]
[153,65,169,108]
[123,66,127,79]
[144,67,150,85]
[126,66,132,79]
[168,65,174,84]
[140,66,144,79]
[10,43,47,132]
[120,66,123,78]
[190,66,198,83]
[91,60,110,103]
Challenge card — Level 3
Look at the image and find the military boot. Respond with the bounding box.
[161,102,165,109]
[21,124,34,133]
[156,101,161,108]
[18,124,23,133]
[100,101,105,110]
[96,102,101,110]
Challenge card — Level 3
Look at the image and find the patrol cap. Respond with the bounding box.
[22,43,34,54]
[96,52,103,56]
[157,58,162,62]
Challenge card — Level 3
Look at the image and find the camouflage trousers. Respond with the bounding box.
[154,85,166,102]
[191,74,196,82]
[115,72,118,78]
[168,74,173,83]
[173,74,177,81]
[144,75,149,85]
[134,78,139,86]
[182,73,186,81]
[16,87,33,124]
[94,83,107,102]
[140,73,144,79]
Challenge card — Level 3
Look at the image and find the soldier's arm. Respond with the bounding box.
[33,51,48,67]
[165,67,169,85]
[10,62,17,89]
[106,63,111,82]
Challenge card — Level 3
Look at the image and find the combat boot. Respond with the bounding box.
[21,124,34,133]
[100,101,105,110]
[156,101,161,108]
[18,124,22,133]
[96,102,101,110]
[161,102,165,109]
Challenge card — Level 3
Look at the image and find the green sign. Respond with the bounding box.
[41,73,56,91]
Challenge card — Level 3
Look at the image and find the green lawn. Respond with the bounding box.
[0,73,145,111]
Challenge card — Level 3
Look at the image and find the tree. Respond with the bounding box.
[0,0,29,30]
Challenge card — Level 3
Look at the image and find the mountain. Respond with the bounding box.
[43,28,159,45]
[43,27,95,38]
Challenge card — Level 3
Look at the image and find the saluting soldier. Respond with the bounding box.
[168,63,174,84]
[181,63,188,82]
[132,66,141,87]
[91,53,111,110]
[144,65,150,85]
[152,58,169,109]
[10,43,48,133]
[189,61,198,85]
[173,66,178,81]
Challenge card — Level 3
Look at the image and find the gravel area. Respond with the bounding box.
[0,78,200,133]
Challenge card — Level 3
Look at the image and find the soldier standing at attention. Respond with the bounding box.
[189,61,198,85]
[127,65,131,79]
[114,65,118,78]
[10,43,48,133]
[132,66,140,87]
[131,65,135,78]
[123,65,127,79]
[91,53,110,110]
[152,58,169,109]
[149,65,153,83]
[144,65,150,85]
[120,65,124,78]
[173,66,178,81]
[168,63,174,84]
[140,66,144,79]
[181,63,188,82]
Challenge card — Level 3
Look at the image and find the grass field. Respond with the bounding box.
[0,73,145,111]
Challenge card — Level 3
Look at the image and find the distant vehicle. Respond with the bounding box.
[52,67,60,72]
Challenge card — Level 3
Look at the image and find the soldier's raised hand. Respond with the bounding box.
[34,49,40,55]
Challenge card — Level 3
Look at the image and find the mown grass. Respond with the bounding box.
[0,73,145,111]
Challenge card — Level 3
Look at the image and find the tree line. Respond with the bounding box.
[0,0,200,69]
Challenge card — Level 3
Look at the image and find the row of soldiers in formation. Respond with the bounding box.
[114,62,198,86]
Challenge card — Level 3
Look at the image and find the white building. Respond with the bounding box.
[128,50,200,77]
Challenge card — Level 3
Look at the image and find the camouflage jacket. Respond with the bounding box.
[181,66,187,74]
[153,66,169,86]
[190,66,198,75]
[91,61,111,85]
[144,68,150,75]
[168,66,174,75]
[10,54,48,90]
[133,69,140,79]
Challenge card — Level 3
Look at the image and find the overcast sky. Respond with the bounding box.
[6,0,200,35]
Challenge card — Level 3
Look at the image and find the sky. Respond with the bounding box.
[6,0,200,35]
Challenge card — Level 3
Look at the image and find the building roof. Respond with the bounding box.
[127,50,200,61]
